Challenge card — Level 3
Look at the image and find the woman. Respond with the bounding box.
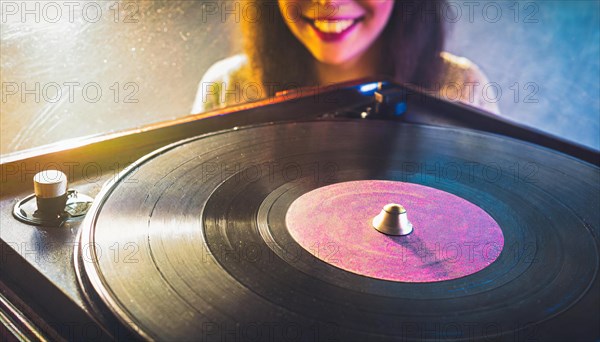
[192,0,498,114]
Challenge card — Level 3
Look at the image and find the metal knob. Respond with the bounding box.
[372,203,413,236]
[33,170,68,215]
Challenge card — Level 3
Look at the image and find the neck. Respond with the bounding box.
[315,39,384,85]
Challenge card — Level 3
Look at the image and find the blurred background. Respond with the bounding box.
[1,0,598,155]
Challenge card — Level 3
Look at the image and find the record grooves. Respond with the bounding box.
[77,120,600,341]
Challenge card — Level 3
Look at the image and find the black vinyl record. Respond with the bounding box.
[77,120,599,341]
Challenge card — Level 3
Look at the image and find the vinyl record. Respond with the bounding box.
[77,120,599,341]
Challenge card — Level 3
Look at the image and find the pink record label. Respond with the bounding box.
[286,180,504,282]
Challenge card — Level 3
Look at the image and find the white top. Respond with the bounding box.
[192,52,500,114]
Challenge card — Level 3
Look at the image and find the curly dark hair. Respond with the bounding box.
[242,0,448,96]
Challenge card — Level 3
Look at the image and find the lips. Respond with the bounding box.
[303,16,363,42]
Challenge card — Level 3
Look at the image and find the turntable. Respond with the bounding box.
[1,81,598,341]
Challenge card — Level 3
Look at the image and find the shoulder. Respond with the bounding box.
[201,54,248,84]
[439,52,488,89]
[191,54,249,113]
[438,52,500,114]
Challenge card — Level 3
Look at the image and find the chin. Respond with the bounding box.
[312,47,365,67]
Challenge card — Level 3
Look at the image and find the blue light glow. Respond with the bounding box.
[359,83,378,93]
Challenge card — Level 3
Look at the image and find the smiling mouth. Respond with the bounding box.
[303,16,363,36]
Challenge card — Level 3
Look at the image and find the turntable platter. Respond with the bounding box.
[77,120,599,341]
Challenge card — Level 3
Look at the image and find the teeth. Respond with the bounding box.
[313,19,355,34]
